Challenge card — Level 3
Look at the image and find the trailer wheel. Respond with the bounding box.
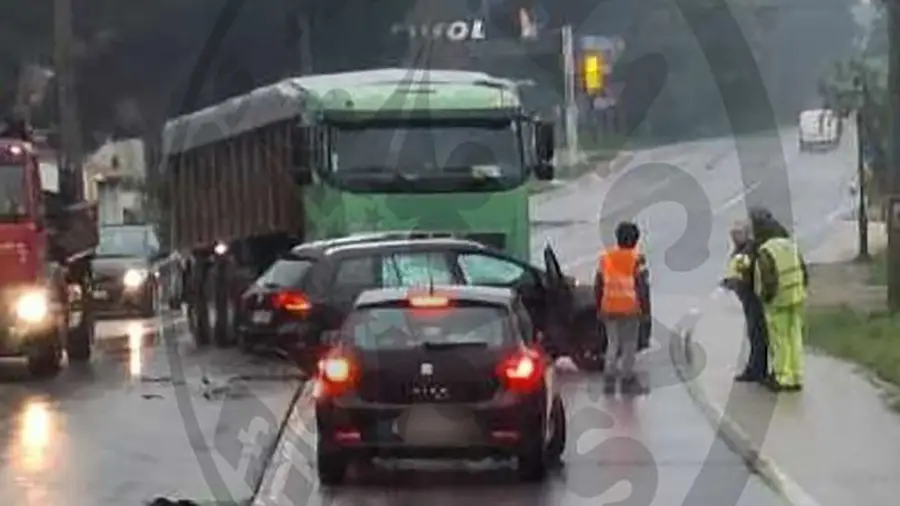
[212,256,235,347]
[188,258,211,347]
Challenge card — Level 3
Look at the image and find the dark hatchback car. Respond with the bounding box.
[91,224,179,318]
[236,232,598,367]
[314,285,566,484]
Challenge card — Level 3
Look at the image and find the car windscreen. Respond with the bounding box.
[96,227,157,257]
[341,302,511,350]
[254,258,314,289]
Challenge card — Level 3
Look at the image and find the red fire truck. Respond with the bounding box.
[0,124,98,377]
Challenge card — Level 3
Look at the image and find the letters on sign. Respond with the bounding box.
[391,20,486,41]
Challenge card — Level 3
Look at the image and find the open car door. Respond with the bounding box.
[540,244,574,356]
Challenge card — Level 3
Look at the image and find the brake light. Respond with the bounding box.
[321,356,351,382]
[314,353,357,398]
[273,291,311,313]
[409,295,449,308]
[498,349,545,393]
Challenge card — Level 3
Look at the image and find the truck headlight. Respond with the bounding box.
[16,291,49,323]
[123,269,148,288]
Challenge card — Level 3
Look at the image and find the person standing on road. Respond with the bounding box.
[595,221,651,394]
[721,220,768,382]
[749,208,809,392]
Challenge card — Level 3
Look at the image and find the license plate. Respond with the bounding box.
[251,311,272,324]
[92,290,109,299]
[398,406,471,445]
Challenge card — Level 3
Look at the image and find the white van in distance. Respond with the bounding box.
[798,109,841,152]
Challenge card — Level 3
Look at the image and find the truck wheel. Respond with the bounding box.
[27,339,62,378]
[212,259,235,348]
[188,260,212,347]
[188,299,211,347]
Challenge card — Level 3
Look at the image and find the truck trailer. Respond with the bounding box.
[161,68,556,347]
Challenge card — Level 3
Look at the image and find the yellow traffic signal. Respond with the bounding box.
[583,53,605,94]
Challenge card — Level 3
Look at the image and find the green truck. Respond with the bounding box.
[161,68,556,345]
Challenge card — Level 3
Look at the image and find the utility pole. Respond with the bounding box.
[54,0,84,201]
[561,25,579,170]
[855,76,870,261]
[888,0,900,311]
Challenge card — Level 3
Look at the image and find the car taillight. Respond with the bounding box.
[314,353,357,398]
[272,291,311,313]
[497,349,545,393]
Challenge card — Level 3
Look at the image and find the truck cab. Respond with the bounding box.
[0,128,97,377]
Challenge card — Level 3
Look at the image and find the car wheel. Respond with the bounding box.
[317,445,349,486]
[27,339,62,378]
[571,313,604,372]
[517,423,548,482]
[547,398,567,465]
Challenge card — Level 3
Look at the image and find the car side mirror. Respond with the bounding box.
[535,121,555,162]
[534,162,554,181]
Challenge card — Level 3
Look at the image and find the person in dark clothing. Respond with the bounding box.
[721,220,768,382]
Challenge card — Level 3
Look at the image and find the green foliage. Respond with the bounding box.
[807,306,900,388]
[818,1,889,175]
[0,0,866,151]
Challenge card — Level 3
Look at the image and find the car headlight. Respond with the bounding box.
[123,269,148,288]
[16,291,48,323]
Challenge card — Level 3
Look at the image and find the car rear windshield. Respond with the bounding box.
[255,258,314,288]
[341,303,511,350]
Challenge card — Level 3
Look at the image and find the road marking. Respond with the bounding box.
[713,181,762,214]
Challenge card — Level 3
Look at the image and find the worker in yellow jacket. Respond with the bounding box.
[749,208,809,392]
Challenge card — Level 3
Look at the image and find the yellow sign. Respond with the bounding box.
[583,53,605,94]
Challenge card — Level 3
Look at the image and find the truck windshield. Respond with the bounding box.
[327,119,525,192]
[97,227,158,257]
[0,165,27,223]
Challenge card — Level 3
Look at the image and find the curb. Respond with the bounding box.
[671,310,823,506]
[605,150,634,176]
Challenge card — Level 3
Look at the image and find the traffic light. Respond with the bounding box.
[582,52,605,94]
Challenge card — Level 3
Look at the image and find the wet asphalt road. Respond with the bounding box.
[0,127,855,505]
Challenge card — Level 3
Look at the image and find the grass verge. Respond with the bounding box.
[869,250,888,286]
[807,306,900,389]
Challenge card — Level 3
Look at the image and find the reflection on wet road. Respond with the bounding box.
[0,310,303,505]
[0,128,858,505]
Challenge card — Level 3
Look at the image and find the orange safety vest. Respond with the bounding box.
[597,247,641,315]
